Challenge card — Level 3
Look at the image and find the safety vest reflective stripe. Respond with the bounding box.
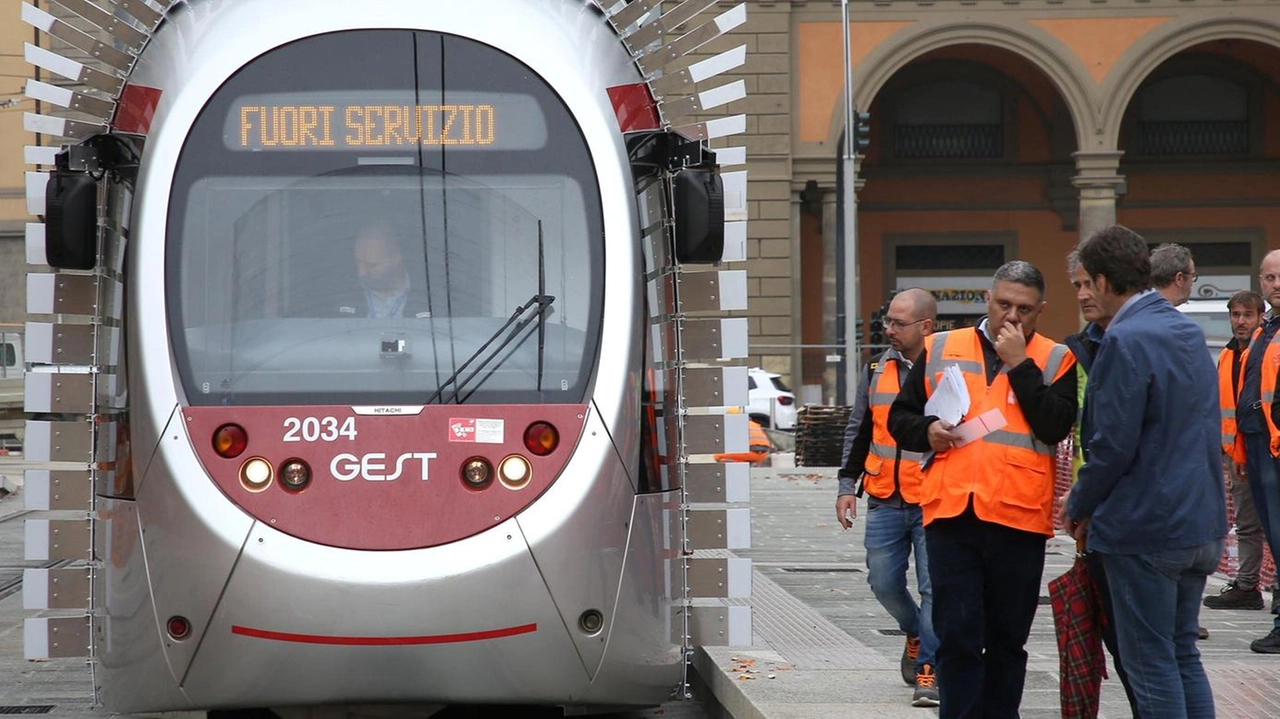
[924,329,1065,386]
[869,391,898,405]
[985,429,1051,455]
[917,327,1074,536]
[1043,345,1070,387]
[870,441,926,463]
[924,331,991,390]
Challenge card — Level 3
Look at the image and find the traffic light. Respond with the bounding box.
[853,110,871,151]
[869,310,885,346]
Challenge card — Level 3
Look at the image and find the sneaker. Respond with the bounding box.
[912,664,940,708]
[1251,627,1280,653]
[1204,581,1264,610]
[1198,626,1209,640]
[900,635,920,686]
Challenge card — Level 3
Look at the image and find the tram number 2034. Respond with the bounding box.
[283,416,359,443]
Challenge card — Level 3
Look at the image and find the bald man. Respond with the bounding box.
[1237,249,1280,654]
[837,288,941,707]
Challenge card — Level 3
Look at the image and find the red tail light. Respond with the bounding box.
[777,396,794,406]
[523,421,559,456]
[213,424,248,458]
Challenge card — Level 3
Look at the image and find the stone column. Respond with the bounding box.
[1071,151,1126,242]
[821,189,839,404]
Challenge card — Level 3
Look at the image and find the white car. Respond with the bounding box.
[1176,298,1232,353]
[747,367,797,431]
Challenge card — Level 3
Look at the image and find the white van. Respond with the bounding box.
[0,327,24,453]
[1177,299,1231,353]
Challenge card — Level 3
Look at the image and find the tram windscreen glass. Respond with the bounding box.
[168,30,604,406]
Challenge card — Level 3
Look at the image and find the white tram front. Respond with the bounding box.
[22,0,754,714]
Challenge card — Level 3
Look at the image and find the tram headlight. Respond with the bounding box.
[461,457,493,490]
[279,458,311,491]
[240,457,274,492]
[213,423,248,458]
[499,455,532,489]
[523,421,559,456]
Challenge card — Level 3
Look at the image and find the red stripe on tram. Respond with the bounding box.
[231,622,537,646]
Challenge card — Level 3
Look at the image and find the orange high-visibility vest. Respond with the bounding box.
[715,420,771,465]
[919,327,1074,536]
[1253,328,1280,458]
[865,358,926,503]
[1231,327,1262,462]
[1218,345,1241,457]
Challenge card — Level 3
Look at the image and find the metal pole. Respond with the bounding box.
[840,0,859,405]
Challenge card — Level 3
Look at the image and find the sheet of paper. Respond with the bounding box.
[924,364,970,426]
[952,408,1008,448]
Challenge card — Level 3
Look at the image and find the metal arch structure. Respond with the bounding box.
[592,0,756,674]
[20,0,754,708]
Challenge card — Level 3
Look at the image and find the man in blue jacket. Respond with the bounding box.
[1061,225,1226,719]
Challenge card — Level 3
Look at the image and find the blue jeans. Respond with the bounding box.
[1244,432,1280,631]
[865,501,937,669]
[1101,540,1223,719]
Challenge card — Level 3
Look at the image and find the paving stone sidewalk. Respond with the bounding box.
[696,467,1280,718]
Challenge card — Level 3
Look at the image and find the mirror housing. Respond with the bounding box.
[45,170,98,270]
[673,168,724,264]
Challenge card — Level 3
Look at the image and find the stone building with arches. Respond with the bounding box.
[715,2,1280,402]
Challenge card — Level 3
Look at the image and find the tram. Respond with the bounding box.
[21,0,751,714]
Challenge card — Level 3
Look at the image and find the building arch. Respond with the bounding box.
[1100,17,1280,149]
[834,20,1095,153]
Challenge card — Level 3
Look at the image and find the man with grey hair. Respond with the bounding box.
[1151,242,1197,307]
[890,261,1076,718]
[1062,225,1224,716]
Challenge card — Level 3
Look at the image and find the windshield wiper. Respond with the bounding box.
[536,220,547,393]
[426,292,555,404]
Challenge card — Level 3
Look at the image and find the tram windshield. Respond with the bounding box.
[168,30,603,406]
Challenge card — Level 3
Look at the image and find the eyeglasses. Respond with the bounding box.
[1180,270,1198,282]
[883,317,926,330]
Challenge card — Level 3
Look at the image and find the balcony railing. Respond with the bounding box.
[1138,120,1248,156]
[893,124,1003,159]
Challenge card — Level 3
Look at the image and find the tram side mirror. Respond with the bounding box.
[45,171,99,270]
[673,168,724,264]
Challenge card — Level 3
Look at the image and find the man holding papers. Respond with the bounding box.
[889,261,1077,719]
[1061,226,1224,718]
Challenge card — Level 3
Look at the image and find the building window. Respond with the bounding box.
[1137,75,1248,156]
[896,244,1005,271]
[893,81,1002,159]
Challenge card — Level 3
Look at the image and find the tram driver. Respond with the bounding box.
[336,223,432,319]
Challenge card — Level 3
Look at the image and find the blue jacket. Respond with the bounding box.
[1067,291,1227,555]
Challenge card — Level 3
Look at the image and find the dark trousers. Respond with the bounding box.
[1086,551,1142,718]
[926,507,1046,719]
[1245,432,1280,632]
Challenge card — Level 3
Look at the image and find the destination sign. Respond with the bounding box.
[224,91,547,152]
